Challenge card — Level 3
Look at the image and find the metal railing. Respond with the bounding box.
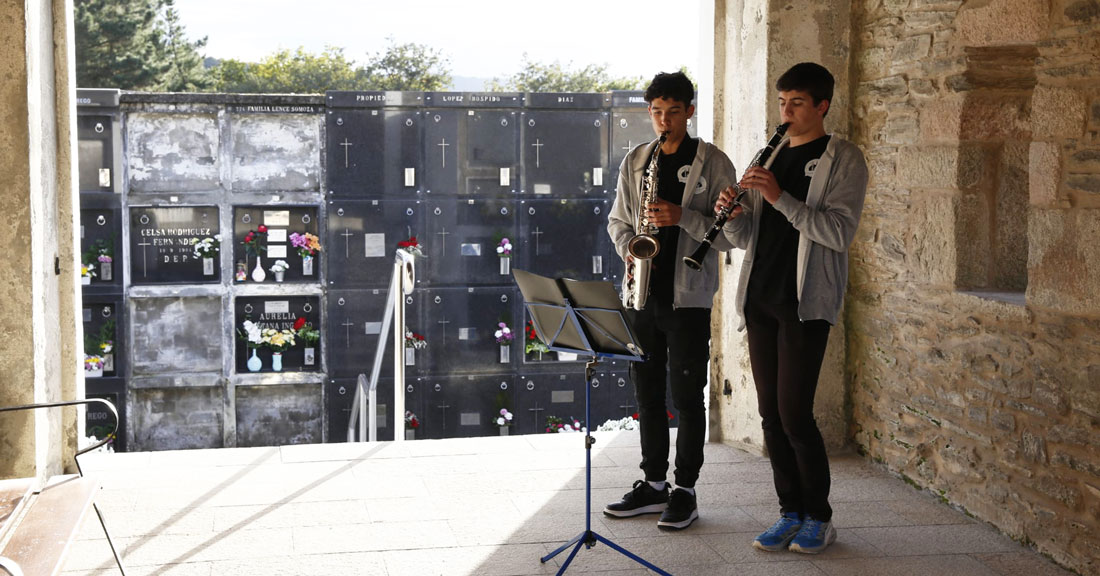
[347,249,416,442]
[0,398,127,575]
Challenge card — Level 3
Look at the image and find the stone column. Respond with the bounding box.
[0,0,82,480]
[710,0,854,453]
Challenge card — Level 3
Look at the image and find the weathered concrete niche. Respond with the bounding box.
[131,296,224,375]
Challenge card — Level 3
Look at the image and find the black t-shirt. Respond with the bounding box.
[747,135,830,305]
[649,137,698,302]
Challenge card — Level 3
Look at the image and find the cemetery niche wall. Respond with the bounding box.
[78,89,692,450]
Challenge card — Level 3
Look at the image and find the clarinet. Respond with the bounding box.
[683,122,790,271]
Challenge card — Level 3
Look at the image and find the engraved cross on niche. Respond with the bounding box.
[137,239,152,277]
[532,138,544,168]
[341,228,354,258]
[340,138,353,168]
[342,319,355,347]
[528,403,545,429]
[619,402,636,418]
[437,138,449,168]
[436,227,449,254]
[531,226,544,256]
[621,141,633,153]
[437,401,451,432]
[436,317,450,346]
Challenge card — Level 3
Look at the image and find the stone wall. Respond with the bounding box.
[846,0,1099,573]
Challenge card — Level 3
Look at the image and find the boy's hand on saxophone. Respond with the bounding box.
[645,198,681,227]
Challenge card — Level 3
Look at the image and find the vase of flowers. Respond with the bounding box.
[495,322,513,363]
[84,354,104,378]
[86,239,114,282]
[495,408,513,436]
[290,232,322,276]
[546,416,585,433]
[496,237,512,275]
[262,327,296,373]
[295,317,320,366]
[404,410,420,440]
[525,320,550,361]
[270,259,289,282]
[242,226,267,282]
[397,236,424,258]
[239,320,264,372]
[80,261,96,285]
[192,235,220,276]
[404,329,426,365]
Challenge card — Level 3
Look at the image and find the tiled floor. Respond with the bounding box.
[62,431,1073,575]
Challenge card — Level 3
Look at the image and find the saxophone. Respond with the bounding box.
[622,132,666,311]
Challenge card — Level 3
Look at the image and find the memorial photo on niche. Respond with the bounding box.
[129,206,220,285]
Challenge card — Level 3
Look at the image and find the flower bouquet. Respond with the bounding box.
[525,320,550,357]
[269,259,290,282]
[597,416,639,432]
[495,322,513,363]
[496,237,512,274]
[404,329,426,366]
[289,232,321,275]
[238,320,265,372]
[242,226,268,281]
[192,235,220,275]
[494,408,514,435]
[404,410,420,440]
[85,239,114,281]
[262,327,297,372]
[80,261,96,285]
[397,236,424,258]
[294,317,320,366]
[83,354,104,377]
[546,415,585,433]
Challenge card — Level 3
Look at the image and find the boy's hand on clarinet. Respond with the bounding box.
[715,185,744,218]
[741,167,780,204]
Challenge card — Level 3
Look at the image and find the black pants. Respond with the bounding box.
[628,300,711,488]
[745,299,833,522]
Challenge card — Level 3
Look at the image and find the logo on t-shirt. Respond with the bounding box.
[804,159,819,178]
[678,164,707,194]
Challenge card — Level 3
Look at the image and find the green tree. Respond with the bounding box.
[359,38,452,91]
[213,46,363,93]
[487,55,650,93]
[212,41,452,94]
[75,0,209,91]
[159,3,212,91]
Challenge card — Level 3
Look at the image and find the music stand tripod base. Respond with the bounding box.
[512,269,672,576]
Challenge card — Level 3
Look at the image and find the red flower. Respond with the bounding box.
[258,225,268,233]
[245,232,254,241]
[293,317,307,331]
[409,416,419,428]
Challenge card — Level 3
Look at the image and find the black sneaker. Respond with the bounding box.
[603,480,669,518]
[657,488,698,530]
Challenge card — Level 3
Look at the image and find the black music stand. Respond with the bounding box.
[513,269,672,576]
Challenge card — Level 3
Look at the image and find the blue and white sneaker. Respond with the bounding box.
[789,516,836,554]
[752,512,802,551]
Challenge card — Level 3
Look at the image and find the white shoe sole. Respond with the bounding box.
[657,508,699,530]
[789,528,837,554]
[603,502,667,518]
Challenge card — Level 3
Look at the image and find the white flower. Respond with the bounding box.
[496,417,506,426]
[494,329,503,339]
[496,246,504,254]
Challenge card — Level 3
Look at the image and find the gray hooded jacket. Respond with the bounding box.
[723,135,868,329]
[607,137,737,309]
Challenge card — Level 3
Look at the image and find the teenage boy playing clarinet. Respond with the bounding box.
[714,62,868,553]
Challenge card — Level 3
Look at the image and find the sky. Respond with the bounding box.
[175,0,702,88]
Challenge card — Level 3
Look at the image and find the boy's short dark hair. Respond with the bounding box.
[776,63,834,114]
[644,71,695,107]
